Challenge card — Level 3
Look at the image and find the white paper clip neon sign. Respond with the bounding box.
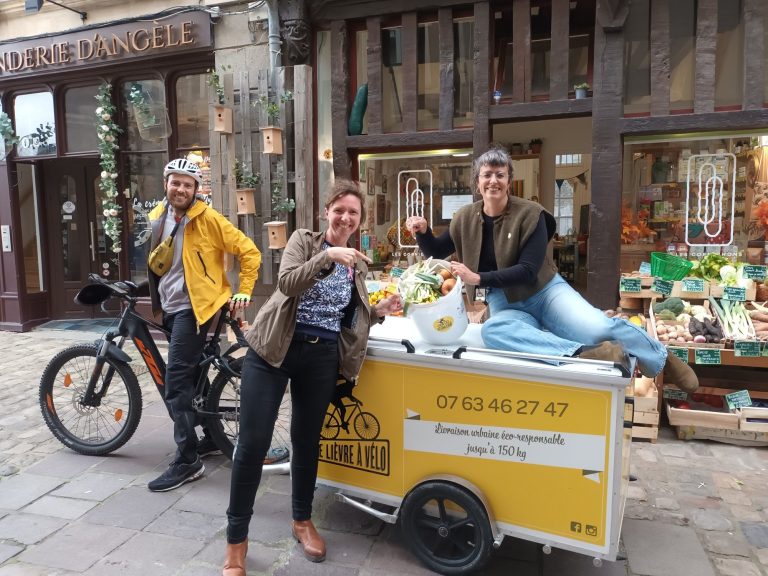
[397,169,433,248]
[685,153,736,248]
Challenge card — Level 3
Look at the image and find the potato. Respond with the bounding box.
[438,269,453,281]
[440,278,456,295]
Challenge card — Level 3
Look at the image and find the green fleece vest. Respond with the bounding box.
[449,197,557,303]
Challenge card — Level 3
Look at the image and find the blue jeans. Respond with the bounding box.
[480,274,667,377]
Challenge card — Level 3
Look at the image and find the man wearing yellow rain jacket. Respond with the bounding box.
[146,158,261,492]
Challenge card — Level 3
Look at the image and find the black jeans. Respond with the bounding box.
[226,337,339,544]
[163,308,211,465]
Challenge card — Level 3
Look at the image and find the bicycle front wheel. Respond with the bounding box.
[39,344,142,456]
[205,356,292,465]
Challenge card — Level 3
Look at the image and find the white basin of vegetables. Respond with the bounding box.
[398,258,469,345]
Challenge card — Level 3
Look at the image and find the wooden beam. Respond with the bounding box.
[587,22,624,310]
[621,108,768,135]
[550,0,570,101]
[330,20,351,178]
[294,65,314,231]
[257,69,273,285]
[313,0,470,21]
[347,130,473,150]
[743,0,765,111]
[472,1,491,157]
[649,0,670,116]
[438,7,455,132]
[489,97,593,120]
[402,12,418,132]
[694,0,717,115]
[512,0,531,103]
[366,17,383,134]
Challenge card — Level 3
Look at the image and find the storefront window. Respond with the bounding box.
[621,134,768,274]
[0,103,7,160]
[121,79,168,152]
[453,18,474,127]
[357,150,472,270]
[670,1,695,112]
[714,0,743,110]
[16,164,43,292]
[64,85,99,153]
[124,152,168,283]
[382,27,403,133]
[623,0,650,116]
[14,91,56,157]
[176,74,210,149]
[418,21,439,130]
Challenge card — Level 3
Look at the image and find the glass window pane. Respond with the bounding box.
[569,34,590,91]
[355,29,369,134]
[714,0,743,109]
[623,0,650,115]
[531,4,551,98]
[17,164,43,292]
[58,174,80,280]
[124,152,168,283]
[176,74,210,149]
[0,102,7,160]
[121,80,168,152]
[382,27,403,133]
[418,21,439,130]
[670,0,695,112]
[15,92,56,157]
[64,85,99,153]
[453,18,474,127]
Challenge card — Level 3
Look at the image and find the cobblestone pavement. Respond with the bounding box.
[0,328,767,576]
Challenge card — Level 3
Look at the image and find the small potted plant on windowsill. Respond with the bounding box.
[0,111,18,161]
[529,138,543,154]
[265,165,295,249]
[234,160,262,215]
[574,82,590,99]
[259,91,292,155]
[208,66,233,134]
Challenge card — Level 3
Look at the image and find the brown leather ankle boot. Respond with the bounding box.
[292,519,326,562]
[222,540,248,576]
[663,352,699,393]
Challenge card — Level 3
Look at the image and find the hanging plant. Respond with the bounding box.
[95,83,123,257]
[127,83,157,128]
[0,111,19,158]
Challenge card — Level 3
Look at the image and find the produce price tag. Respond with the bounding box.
[725,390,752,410]
[639,262,652,275]
[619,277,642,293]
[694,348,721,365]
[734,340,760,357]
[722,286,747,301]
[743,265,767,280]
[651,279,674,296]
[390,267,405,278]
[663,388,688,400]
[681,279,705,293]
[668,346,689,363]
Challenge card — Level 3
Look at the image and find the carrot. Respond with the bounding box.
[749,311,768,323]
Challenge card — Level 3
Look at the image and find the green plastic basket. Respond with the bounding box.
[650,252,693,281]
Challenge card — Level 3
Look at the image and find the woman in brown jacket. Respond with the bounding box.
[222,179,402,575]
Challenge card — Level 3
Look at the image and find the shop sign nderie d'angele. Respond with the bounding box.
[0,11,212,78]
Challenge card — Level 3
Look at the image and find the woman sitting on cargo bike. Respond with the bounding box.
[406,146,699,393]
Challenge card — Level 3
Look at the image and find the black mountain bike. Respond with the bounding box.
[39,273,290,464]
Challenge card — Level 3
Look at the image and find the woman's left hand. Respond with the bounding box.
[374,294,403,317]
[450,262,481,286]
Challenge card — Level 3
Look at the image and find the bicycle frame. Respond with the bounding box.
[79,275,245,412]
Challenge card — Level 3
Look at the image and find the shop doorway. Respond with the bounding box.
[43,159,114,319]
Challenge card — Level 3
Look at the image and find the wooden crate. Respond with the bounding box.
[675,425,768,446]
[648,297,725,349]
[665,401,739,430]
[739,407,768,432]
[626,380,659,442]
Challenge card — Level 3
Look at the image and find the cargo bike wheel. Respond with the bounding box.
[39,344,142,456]
[400,481,493,575]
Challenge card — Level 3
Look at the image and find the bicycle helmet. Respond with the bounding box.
[163,158,203,185]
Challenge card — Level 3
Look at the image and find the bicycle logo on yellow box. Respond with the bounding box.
[319,379,390,476]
